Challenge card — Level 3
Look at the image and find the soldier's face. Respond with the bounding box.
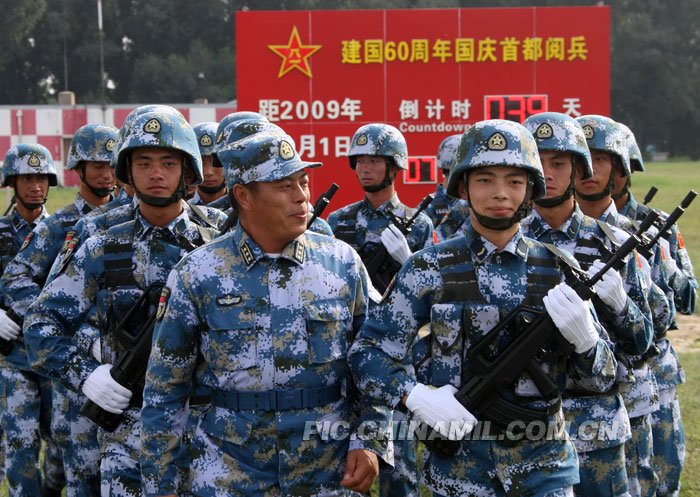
[201,155,224,188]
[611,161,628,196]
[129,147,186,197]
[460,166,528,219]
[238,170,310,249]
[575,150,613,196]
[539,150,575,199]
[355,155,387,188]
[13,174,49,206]
[83,161,116,191]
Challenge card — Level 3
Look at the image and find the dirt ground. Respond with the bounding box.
[669,314,700,353]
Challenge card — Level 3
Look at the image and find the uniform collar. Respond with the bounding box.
[74,193,105,215]
[361,192,402,217]
[10,206,48,231]
[133,204,193,242]
[600,200,620,225]
[618,193,639,219]
[234,227,307,271]
[463,224,528,263]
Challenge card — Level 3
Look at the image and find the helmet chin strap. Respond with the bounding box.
[198,181,226,194]
[534,165,576,208]
[575,160,619,202]
[362,162,395,193]
[79,164,114,198]
[469,177,534,231]
[130,160,188,207]
[611,175,630,201]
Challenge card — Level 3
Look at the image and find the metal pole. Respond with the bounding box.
[98,0,106,122]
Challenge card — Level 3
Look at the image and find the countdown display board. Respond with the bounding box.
[236,6,610,208]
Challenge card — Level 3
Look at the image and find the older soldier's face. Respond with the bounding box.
[539,150,576,200]
[246,170,310,248]
[460,166,528,220]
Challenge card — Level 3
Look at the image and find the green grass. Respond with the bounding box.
[0,168,697,494]
[678,353,699,497]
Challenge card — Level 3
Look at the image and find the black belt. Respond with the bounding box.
[210,384,342,412]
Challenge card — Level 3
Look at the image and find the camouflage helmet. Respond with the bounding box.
[214,111,269,149]
[212,119,286,168]
[116,106,203,186]
[447,119,546,200]
[522,112,593,179]
[218,131,320,190]
[66,124,119,171]
[2,143,58,187]
[617,122,644,172]
[436,134,463,171]
[113,105,182,167]
[576,115,631,176]
[348,123,408,170]
[193,122,218,157]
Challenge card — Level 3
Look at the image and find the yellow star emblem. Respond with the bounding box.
[268,26,321,79]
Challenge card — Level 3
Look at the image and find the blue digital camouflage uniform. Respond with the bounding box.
[522,205,657,497]
[598,202,672,497]
[422,184,456,228]
[348,222,618,497]
[435,199,470,242]
[327,193,434,257]
[619,193,696,497]
[140,227,391,497]
[0,206,66,495]
[1,194,102,497]
[24,206,217,497]
[327,193,434,497]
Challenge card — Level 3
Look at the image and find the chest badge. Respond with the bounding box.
[217,294,242,307]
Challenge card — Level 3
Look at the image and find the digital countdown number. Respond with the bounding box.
[484,95,548,122]
[404,156,437,185]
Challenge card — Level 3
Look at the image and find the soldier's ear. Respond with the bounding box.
[232,184,253,212]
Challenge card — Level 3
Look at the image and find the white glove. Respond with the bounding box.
[380,224,412,265]
[0,308,20,341]
[543,283,598,354]
[405,384,477,439]
[587,260,627,314]
[81,364,132,414]
[90,339,101,362]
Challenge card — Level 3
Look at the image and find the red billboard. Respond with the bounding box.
[236,6,610,209]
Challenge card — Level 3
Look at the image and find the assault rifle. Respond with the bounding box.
[361,194,434,294]
[419,211,659,459]
[307,183,339,228]
[80,284,163,432]
[636,191,696,253]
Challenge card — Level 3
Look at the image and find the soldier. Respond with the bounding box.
[613,122,696,497]
[0,143,64,496]
[574,115,672,497]
[422,133,462,228]
[326,123,435,496]
[24,106,219,497]
[1,124,119,497]
[189,122,226,206]
[520,112,656,496]
[348,119,618,497]
[140,130,391,496]
[327,123,435,295]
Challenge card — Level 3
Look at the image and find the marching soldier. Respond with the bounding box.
[521,112,655,496]
[0,143,65,496]
[140,130,391,496]
[24,107,219,496]
[349,120,617,497]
